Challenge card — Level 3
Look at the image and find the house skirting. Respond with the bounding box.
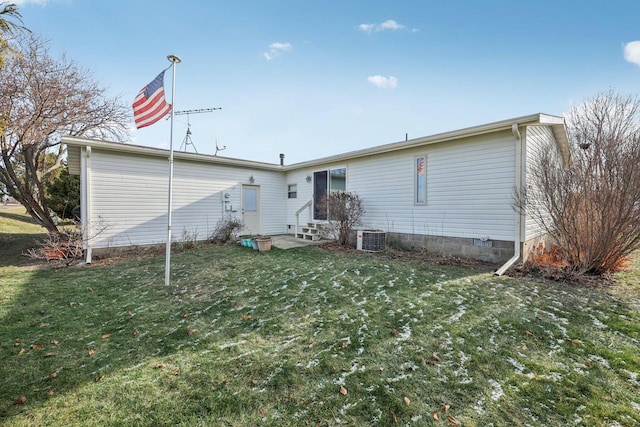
[386,232,515,264]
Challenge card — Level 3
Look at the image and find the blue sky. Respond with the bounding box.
[12,0,640,164]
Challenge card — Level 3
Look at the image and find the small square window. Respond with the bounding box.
[288,184,297,199]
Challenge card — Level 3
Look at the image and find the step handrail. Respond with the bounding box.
[295,199,312,237]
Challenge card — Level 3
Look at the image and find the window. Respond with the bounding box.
[313,167,347,220]
[415,155,427,205]
[287,184,297,199]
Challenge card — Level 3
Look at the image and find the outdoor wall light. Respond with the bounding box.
[306,175,312,183]
[249,175,255,183]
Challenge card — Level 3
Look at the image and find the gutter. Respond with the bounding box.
[82,146,93,264]
[495,123,523,276]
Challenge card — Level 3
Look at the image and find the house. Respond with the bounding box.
[64,113,569,273]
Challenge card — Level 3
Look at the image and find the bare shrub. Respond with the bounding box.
[517,90,640,275]
[209,216,243,243]
[316,192,365,246]
[173,229,199,252]
[26,218,109,265]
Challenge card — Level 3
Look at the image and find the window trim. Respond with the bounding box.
[287,183,297,199]
[414,154,427,205]
[313,166,347,220]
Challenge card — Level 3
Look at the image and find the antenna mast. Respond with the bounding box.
[173,107,223,153]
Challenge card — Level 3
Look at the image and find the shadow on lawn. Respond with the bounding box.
[0,232,47,268]
[0,254,173,421]
[0,211,38,225]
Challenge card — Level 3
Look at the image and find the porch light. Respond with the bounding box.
[306,175,312,183]
[249,175,255,183]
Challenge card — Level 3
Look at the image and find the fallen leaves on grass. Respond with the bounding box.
[391,411,398,423]
[404,396,411,405]
[30,344,44,350]
[432,411,439,421]
[18,348,26,356]
[186,329,197,336]
[101,333,111,339]
[15,396,26,405]
[339,385,347,395]
[525,331,535,337]
[50,339,59,345]
[88,349,95,357]
[432,352,441,362]
[447,415,460,426]
[47,388,55,396]
[48,372,57,380]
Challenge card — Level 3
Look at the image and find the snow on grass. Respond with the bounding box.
[488,378,504,401]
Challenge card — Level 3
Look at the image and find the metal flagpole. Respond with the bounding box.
[165,54,181,286]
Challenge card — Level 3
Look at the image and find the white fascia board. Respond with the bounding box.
[61,136,285,171]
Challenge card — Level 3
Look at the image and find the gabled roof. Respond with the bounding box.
[63,113,569,172]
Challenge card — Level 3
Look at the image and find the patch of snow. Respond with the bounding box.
[398,323,412,341]
[623,369,640,386]
[219,339,246,350]
[588,314,607,329]
[588,354,610,368]
[488,379,503,401]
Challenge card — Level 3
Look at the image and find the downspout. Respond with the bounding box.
[495,123,523,276]
[81,146,92,264]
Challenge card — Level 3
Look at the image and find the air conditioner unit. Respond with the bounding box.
[357,229,386,252]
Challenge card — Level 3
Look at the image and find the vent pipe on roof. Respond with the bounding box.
[279,153,285,166]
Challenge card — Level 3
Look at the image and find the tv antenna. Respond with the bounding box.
[173,107,222,153]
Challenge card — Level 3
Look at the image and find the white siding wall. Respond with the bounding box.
[88,150,285,248]
[524,125,558,240]
[286,130,517,241]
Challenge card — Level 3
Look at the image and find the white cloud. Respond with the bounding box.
[358,19,413,33]
[378,20,405,31]
[357,23,375,33]
[367,75,398,89]
[623,41,640,66]
[263,42,292,61]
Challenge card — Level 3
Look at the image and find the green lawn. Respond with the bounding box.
[0,217,639,426]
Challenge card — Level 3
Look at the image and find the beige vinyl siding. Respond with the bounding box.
[339,131,515,241]
[88,150,285,248]
[524,125,558,240]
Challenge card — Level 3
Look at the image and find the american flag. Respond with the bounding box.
[417,157,425,176]
[132,70,171,129]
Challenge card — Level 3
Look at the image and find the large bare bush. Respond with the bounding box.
[317,192,365,246]
[519,90,640,275]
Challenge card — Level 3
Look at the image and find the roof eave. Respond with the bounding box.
[62,136,284,171]
[285,113,561,170]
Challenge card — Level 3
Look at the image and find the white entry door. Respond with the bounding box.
[242,185,260,235]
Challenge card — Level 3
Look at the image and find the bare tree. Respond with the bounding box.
[0,35,129,233]
[518,90,640,275]
[317,192,365,246]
